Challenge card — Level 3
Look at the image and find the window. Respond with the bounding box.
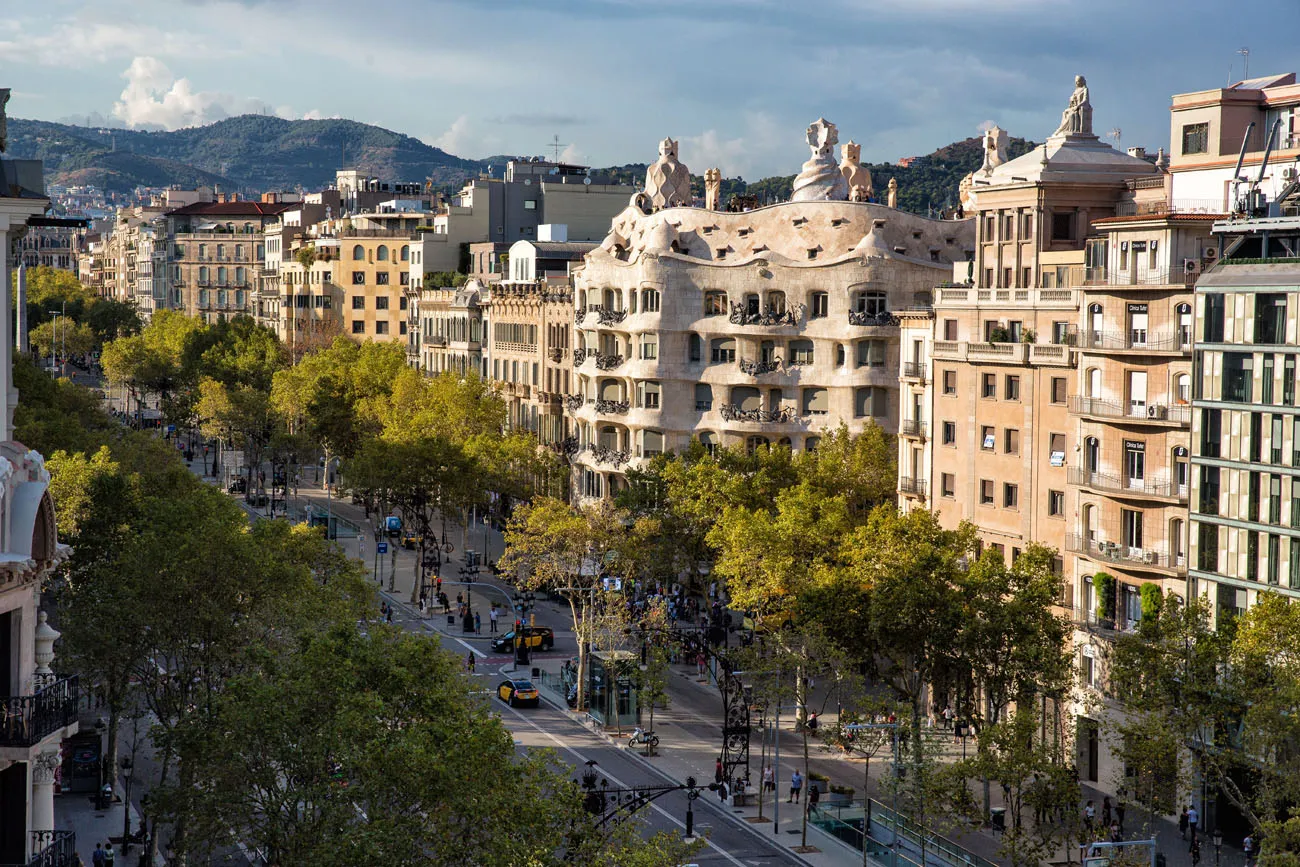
[352,296,365,310]
[689,333,702,362]
[810,292,828,318]
[375,296,389,310]
[856,340,885,367]
[1181,122,1209,155]
[353,244,365,260]
[943,319,958,341]
[982,373,996,398]
[642,288,661,312]
[638,381,661,409]
[853,291,888,317]
[941,473,955,498]
[376,245,389,261]
[1287,356,1297,405]
[1199,465,1221,515]
[351,321,365,334]
[376,271,390,285]
[710,338,735,364]
[979,480,994,505]
[1256,294,1287,344]
[1005,428,1020,455]
[943,370,957,395]
[942,421,956,445]
[790,339,815,365]
[1202,408,1222,458]
[732,387,762,412]
[1051,212,1073,241]
[854,388,886,418]
[704,290,727,316]
[375,321,389,335]
[694,383,713,411]
[1048,490,1065,516]
[401,245,409,262]
[698,431,718,455]
[1203,293,1225,342]
[802,388,829,416]
[1125,440,1145,486]
[1223,352,1254,402]
[981,426,995,450]
[1005,375,1020,401]
[1047,377,1066,405]
[1050,433,1066,466]
[400,296,408,310]
[1003,483,1019,509]
[217,266,228,285]
[640,335,658,360]
[352,271,366,285]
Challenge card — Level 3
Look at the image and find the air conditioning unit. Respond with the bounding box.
[1143,550,1159,565]
[1184,258,1200,275]
[1284,166,1297,181]
[1203,246,1219,262]
[1147,404,1168,420]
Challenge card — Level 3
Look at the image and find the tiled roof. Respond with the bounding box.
[166,201,294,217]
[1091,212,1226,224]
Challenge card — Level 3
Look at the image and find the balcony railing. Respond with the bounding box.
[1068,467,1188,501]
[718,404,800,424]
[594,353,625,370]
[1068,396,1191,425]
[586,443,631,468]
[1080,329,1190,353]
[899,477,928,497]
[901,361,926,380]
[1065,534,1186,573]
[573,348,587,365]
[1083,267,1198,287]
[548,347,566,363]
[731,302,804,327]
[0,676,79,748]
[595,399,630,415]
[1,830,78,867]
[739,358,783,376]
[847,310,899,328]
[591,306,628,326]
[900,419,927,439]
[1068,606,1136,637]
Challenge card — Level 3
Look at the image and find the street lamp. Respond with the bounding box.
[512,591,536,669]
[120,757,135,854]
[1213,828,1223,867]
[46,310,63,377]
[324,457,340,540]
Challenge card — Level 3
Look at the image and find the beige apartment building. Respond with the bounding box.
[167,201,290,324]
[568,123,974,501]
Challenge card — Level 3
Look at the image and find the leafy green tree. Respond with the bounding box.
[13,353,118,454]
[29,318,96,359]
[83,297,142,346]
[14,265,94,328]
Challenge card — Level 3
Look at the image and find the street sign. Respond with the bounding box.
[377,542,389,554]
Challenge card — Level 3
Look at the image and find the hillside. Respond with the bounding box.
[7,115,483,195]
[594,134,1037,216]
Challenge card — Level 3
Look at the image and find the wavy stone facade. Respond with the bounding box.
[568,197,974,500]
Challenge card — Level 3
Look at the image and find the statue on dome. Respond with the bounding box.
[644,138,692,210]
[704,168,722,211]
[1053,75,1093,137]
[791,118,849,202]
[840,141,873,200]
[887,177,899,209]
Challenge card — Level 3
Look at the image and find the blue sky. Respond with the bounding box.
[4,0,1300,179]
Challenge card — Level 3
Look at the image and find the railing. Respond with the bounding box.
[548,347,566,363]
[1,830,78,867]
[1069,605,1135,636]
[1028,343,1073,366]
[899,477,928,497]
[425,335,448,347]
[595,399,629,415]
[586,443,631,468]
[730,302,805,327]
[563,394,586,412]
[718,404,800,424]
[1065,534,1186,572]
[573,348,587,365]
[900,419,927,439]
[1114,198,1226,217]
[967,342,1028,364]
[0,676,79,748]
[1080,329,1190,352]
[847,310,899,327]
[1068,396,1191,424]
[1083,267,1197,287]
[594,353,624,370]
[1068,467,1188,501]
[739,358,782,376]
[593,306,628,326]
[901,361,926,380]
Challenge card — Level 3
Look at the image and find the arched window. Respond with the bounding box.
[805,436,821,452]
[400,245,410,262]
[731,386,761,411]
[1085,436,1100,473]
[698,431,718,456]
[1178,302,1193,345]
[1087,367,1101,398]
[353,244,365,260]
[1088,303,1103,344]
[694,383,713,411]
[1169,518,1186,566]
[1174,373,1190,405]
[377,245,389,261]
[710,338,736,364]
[1082,503,1096,542]
[642,288,661,312]
[688,333,703,363]
[745,436,769,455]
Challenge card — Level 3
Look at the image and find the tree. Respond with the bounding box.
[29,318,96,359]
[13,353,119,454]
[636,598,672,750]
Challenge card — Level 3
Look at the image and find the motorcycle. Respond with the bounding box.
[565,684,578,708]
[626,727,659,751]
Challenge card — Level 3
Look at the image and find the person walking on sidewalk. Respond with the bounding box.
[1189,836,1202,866]
[807,782,821,812]
[92,843,105,867]
[762,764,775,796]
[789,769,803,804]
[1179,807,1189,840]
[474,611,481,635]
[102,843,114,867]
[490,604,499,632]
[467,651,476,673]
[715,756,724,785]
[1188,804,1200,840]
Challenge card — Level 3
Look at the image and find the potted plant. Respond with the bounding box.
[988,326,1010,344]
[1093,572,1116,629]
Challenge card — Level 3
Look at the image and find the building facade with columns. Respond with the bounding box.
[567,123,974,501]
[1,141,78,865]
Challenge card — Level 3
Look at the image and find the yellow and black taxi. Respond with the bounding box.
[490,626,555,653]
[497,678,540,707]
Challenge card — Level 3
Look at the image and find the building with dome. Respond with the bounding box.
[566,122,975,500]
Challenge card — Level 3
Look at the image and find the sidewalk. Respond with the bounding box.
[55,789,158,867]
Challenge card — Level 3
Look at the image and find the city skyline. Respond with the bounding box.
[5,0,1300,179]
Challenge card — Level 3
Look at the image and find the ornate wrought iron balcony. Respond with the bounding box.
[848,310,899,327]
[594,306,628,326]
[900,419,927,439]
[552,435,579,457]
[739,358,782,376]
[587,444,631,468]
[594,353,624,370]
[728,302,804,327]
[563,394,587,412]
[595,399,630,415]
[548,346,566,363]
[901,361,926,380]
[4,830,77,867]
[898,477,928,498]
[573,348,588,366]
[718,404,799,424]
[0,676,79,748]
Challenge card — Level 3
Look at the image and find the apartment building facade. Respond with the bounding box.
[166,201,291,324]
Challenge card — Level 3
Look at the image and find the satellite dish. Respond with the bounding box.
[524,179,531,186]
[583,177,592,186]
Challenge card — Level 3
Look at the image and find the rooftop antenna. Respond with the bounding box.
[1108,128,1122,147]
[549,134,570,162]
[1238,47,1251,82]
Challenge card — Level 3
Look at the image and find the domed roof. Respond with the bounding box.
[642,219,678,254]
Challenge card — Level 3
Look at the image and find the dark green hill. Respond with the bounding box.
[8,115,483,195]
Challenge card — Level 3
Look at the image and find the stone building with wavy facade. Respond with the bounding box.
[566,122,975,500]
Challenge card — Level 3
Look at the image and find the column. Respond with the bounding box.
[0,224,11,441]
[31,750,61,832]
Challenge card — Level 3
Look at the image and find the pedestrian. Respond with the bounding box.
[474,611,481,635]
[717,777,729,803]
[92,843,105,867]
[808,782,821,812]
[436,577,442,596]
[806,711,819,735]
[1102,796,1112,829]
[1179,807,1189,840]
[1084,800,1096,832]
[697,651,707,679]
[943,705,954,729]
[1244,834,1255,866]
[490,604,499,632]
[1116,800,1126,833]
[467,651,476,673]
[418,592,427,614]
[1189,836,1201,866]
[715,756,724,784]
[457,591,464,606]
[789,769,803,803]
[1188,804,1200,839]
[386,605,394,624]
[103,843,115,867]
[762,764,775,795]
[1110,822,1121,843]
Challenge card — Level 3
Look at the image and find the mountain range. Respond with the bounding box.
[7,114,1034,216]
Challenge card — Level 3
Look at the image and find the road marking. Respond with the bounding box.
[454,638,487,658]
[499,702,753,867]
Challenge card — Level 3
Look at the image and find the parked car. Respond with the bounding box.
[227,478,247,494]
[490,626,555,653]
[401,530,422,550]
[497,679,540,708]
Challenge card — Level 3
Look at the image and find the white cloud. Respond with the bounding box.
[111,56,263,128]
[559,143,583,164]
[681,112,784,179]
[430,116,472,156]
